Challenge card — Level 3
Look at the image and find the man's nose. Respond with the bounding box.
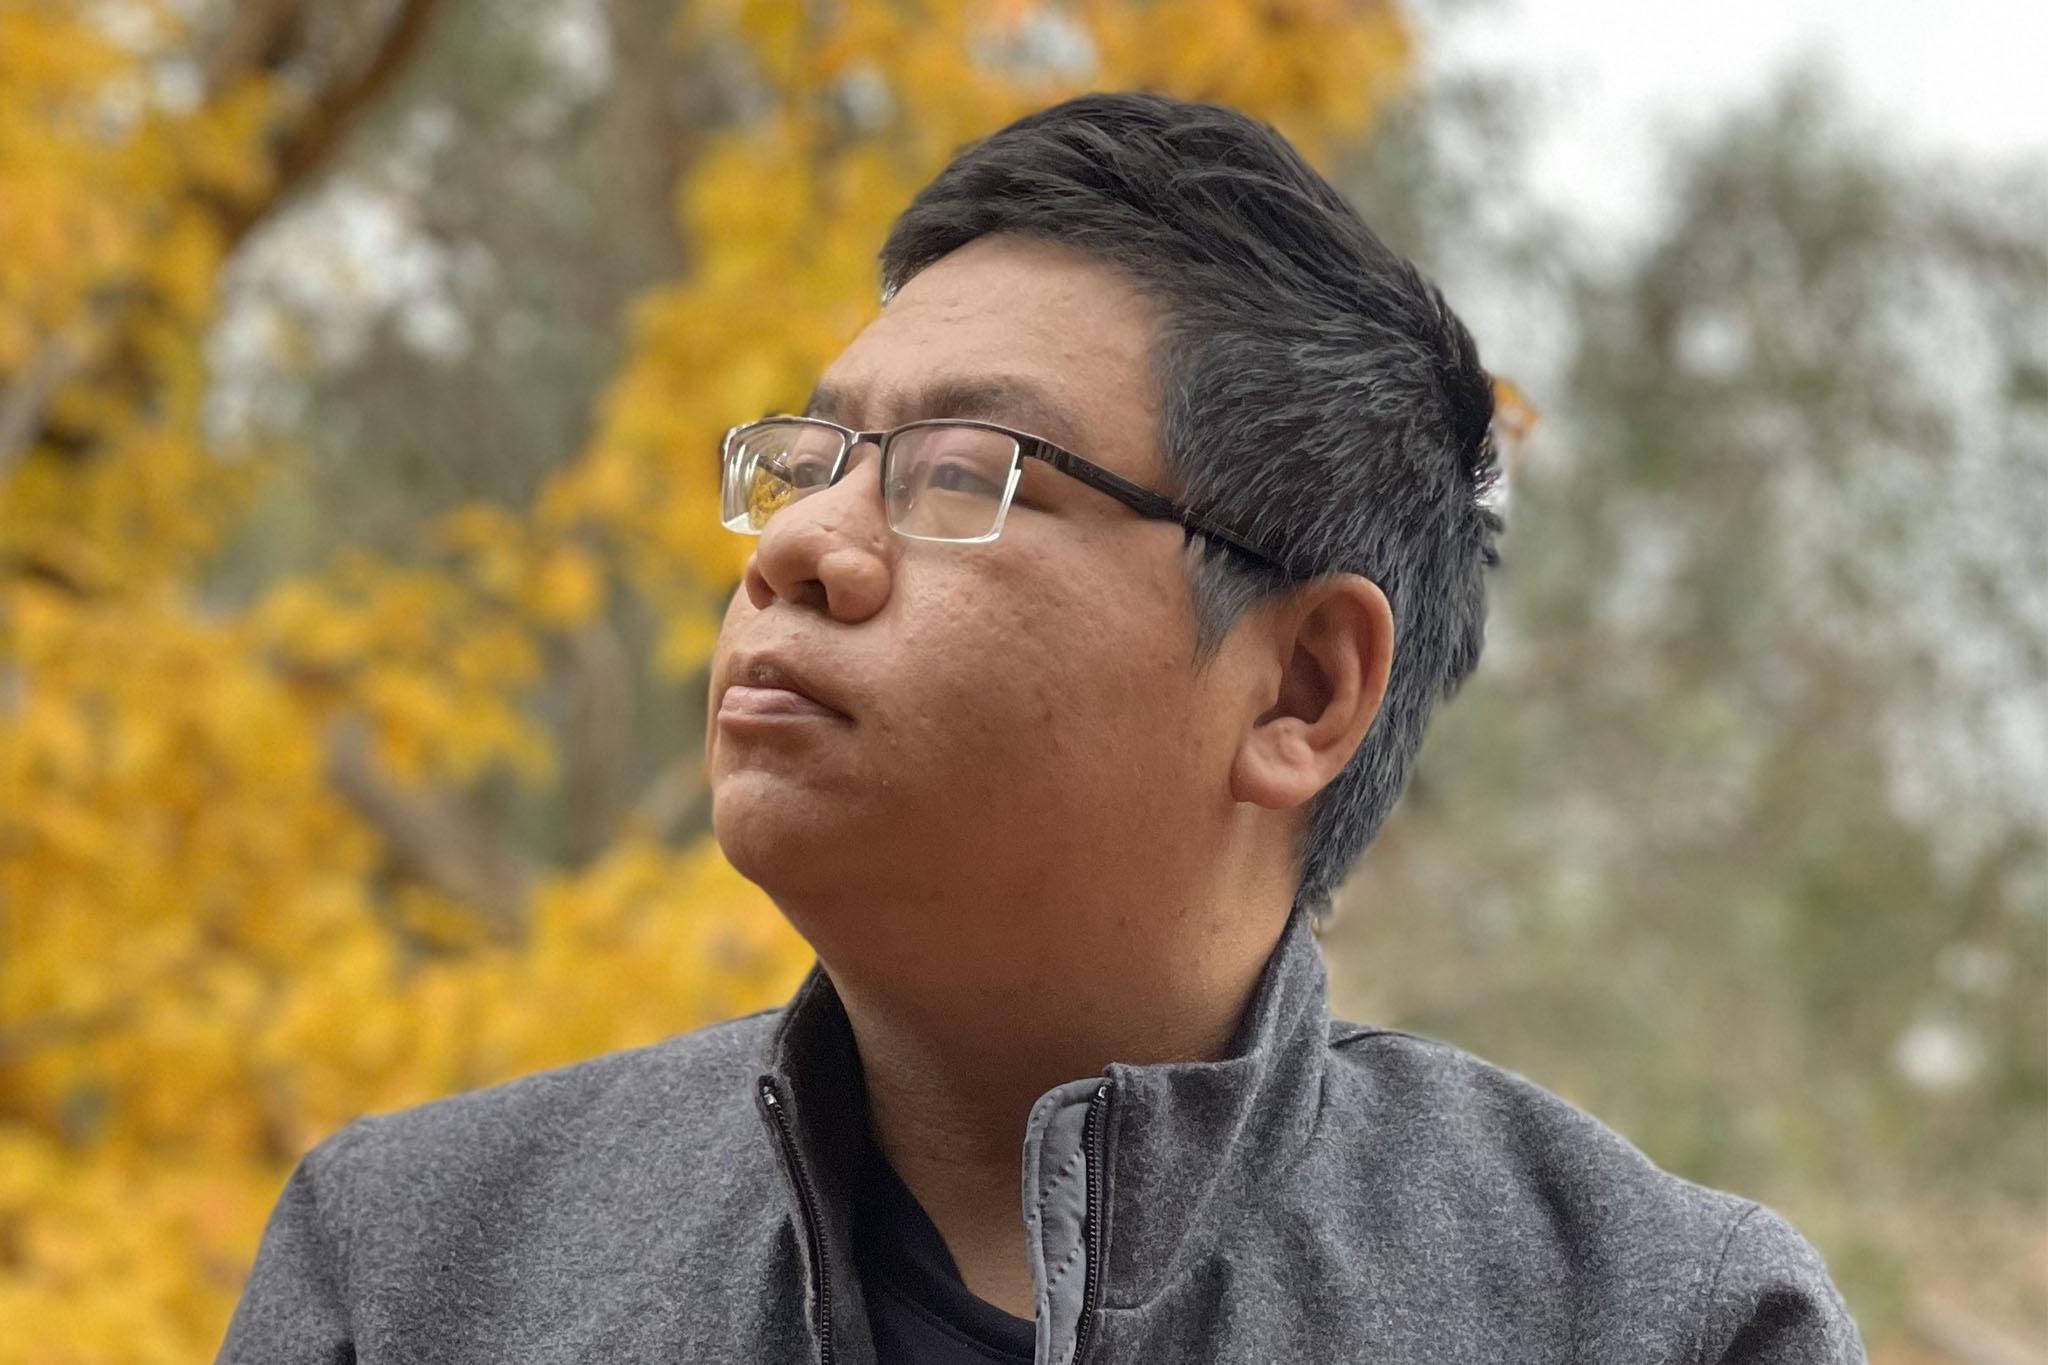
[740,440,894,621]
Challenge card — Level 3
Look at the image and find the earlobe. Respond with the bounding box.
[1229,715,1320,809]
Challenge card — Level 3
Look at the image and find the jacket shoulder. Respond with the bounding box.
[302,1005,786,1213]
[1327,1020,1743,1221]
[1320,1023,1865,1361]
[375,1005,774,1138]
[228,1009,804,1357]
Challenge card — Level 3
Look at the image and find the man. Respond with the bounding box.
[220,92,1864,1363]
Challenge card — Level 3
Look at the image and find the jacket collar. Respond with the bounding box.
[755,899,1331,1321]
[1093,898,1331,1304]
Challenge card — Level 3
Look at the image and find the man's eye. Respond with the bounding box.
[768,455,832,488]
[930,462,1001,495]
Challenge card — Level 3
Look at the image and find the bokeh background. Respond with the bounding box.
[1,0,2041,1359]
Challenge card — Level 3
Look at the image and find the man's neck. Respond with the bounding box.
[823,895,1290,1319]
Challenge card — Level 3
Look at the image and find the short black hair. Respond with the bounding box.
[880,91,1504,929]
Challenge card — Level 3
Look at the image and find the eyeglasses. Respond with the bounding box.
[718,415,1305,577]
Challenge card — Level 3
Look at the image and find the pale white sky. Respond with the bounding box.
[1428,0,2048,236]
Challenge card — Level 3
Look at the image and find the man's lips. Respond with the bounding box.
[720,652,852,720]
[717,684,845,721]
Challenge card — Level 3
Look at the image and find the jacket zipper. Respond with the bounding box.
[1069,1079,1113,1364]
[760,1078,834,1365]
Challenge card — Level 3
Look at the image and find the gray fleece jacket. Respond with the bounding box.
[217,902,1866,1363]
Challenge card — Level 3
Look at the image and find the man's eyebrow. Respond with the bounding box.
[802,375,1088,452]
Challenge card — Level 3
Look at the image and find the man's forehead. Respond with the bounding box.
[801,371,1092,452]
[804,237,1160,458]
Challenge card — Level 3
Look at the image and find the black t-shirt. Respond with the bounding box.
[849,1125,1037,1364]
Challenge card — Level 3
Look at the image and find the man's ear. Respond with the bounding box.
[1229,573,1394,811]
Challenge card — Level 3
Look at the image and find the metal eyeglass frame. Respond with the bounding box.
[720,414,1308,579]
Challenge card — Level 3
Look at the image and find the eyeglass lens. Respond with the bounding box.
[722,422,1021,542]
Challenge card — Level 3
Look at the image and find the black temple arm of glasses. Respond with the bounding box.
[1020,437,1306,579]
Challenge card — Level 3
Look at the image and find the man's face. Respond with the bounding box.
[707,234,1258,986]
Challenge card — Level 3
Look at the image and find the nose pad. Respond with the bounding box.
[845,438,884,481]
[836,438,889,520]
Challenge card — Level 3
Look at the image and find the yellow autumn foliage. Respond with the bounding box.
[0,1,1412,1357]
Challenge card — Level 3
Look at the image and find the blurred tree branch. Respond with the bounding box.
[0,336,80,482]
[200,0,303,92]
[218,0,456,251]
[0,0,455,490]
[564,616,634,863]
[324,714,534,939]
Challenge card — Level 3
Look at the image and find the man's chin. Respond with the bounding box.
[710,799,871,899]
